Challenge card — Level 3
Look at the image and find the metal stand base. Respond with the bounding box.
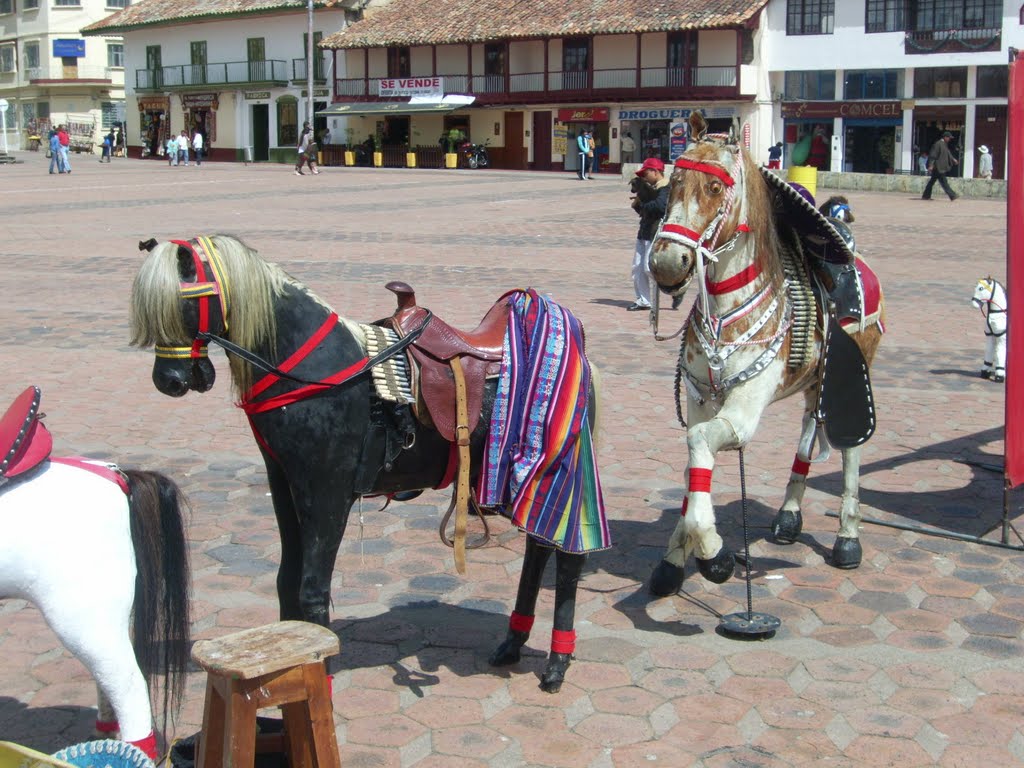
[719,611,781,638]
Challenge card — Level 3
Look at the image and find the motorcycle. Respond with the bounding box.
[461,140,489,169]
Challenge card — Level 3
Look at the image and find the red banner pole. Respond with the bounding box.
[1005,51,1024,492]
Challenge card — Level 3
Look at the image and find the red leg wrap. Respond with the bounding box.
[689,467,713,493]
[791,457,811,476]
[130,732,158,760]
[95,719,119,734]
[681,497,688,517]
[550,629,576,655]
[509,612,535,634]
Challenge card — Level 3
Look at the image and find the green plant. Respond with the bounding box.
[445,128,465,154]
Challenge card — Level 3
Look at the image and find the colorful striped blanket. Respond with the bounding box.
[477,290,610,553]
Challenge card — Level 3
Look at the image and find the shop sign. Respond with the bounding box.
[782,101,901,119]
[558,108,610,122]
[53,39,85,58]
[618,108,697,121]
[669,122,688,161]
[553,124,568,155]
[137,97,169,112]
[181,93,219,110]
[300,89,330,98]
[245,91,271,100]
[378,77,443,97]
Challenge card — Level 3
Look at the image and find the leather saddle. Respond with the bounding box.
[0,386,52,487]
[382,281,509,443]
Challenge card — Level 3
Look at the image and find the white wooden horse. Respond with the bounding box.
[645,112,886,595]
[0,390,190,759]
[972,276,1007,383]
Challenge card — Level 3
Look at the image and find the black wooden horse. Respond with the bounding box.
[129,235,607,692]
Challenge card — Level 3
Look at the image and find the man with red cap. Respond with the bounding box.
[628,157,670,311]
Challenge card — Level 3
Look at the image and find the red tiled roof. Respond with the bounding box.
[322,0,768,49]
[83,0,344,34]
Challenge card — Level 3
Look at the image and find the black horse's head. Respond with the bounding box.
[131,237,225,397]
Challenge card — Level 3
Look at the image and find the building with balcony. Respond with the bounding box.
[0,0,125,152]
[320,0,771,172]
[82,0,358,161]
[761,0,1023,179]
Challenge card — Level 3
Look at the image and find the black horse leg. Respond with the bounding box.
[264,456,303,620]
[489,535,552,667]
[541,550,585,693]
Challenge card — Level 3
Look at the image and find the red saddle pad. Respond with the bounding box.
[0,386,53,481]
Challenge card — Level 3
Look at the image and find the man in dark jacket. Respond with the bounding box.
[922,131,959,201]
[628,157,670,311]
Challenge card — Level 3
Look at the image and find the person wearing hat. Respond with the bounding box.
[977,144,993,179]
[922,131,959,201]
[627,157,670,311]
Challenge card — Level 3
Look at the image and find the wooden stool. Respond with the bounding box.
[191,621,341,768]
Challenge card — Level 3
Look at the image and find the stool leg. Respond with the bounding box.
[197,677,226,768]
[281,700,312,768]
[225,679,259,768]
[303,663,341,768]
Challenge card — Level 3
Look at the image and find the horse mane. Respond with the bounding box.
[131,234,362,398]
[740,150,786,297]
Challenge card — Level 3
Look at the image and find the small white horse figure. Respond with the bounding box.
[0,391,190,759]
[972,276,1007,382]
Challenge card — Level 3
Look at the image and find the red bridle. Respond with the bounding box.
[154,236,230,361]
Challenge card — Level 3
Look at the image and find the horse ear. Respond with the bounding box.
[689,111,708,142]
[138,238,158,252]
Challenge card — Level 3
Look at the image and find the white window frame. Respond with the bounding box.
[0,45,17,74]
[107,42,124,68]
[24,41,40,71]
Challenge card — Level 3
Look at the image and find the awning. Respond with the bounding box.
[317,94,474,116]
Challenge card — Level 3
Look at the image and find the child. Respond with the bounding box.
[166,133,179,166]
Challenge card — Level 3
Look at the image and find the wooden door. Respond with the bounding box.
[532,111,552,170]
[504,111,526,169]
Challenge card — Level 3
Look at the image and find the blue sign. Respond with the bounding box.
[53,39,86,58]
[669,122,688,161]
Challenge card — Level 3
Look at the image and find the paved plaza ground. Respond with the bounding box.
[0,150,1021,767]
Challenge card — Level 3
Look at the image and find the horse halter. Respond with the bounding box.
[154,236,231,361]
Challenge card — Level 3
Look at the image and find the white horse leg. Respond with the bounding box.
[832,445,864,568]
[982,333,997,377]
[994,333,1007,381]
[772,393,818,544]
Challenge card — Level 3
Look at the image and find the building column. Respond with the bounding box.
[963,65,977,178]
[901,67,914,173]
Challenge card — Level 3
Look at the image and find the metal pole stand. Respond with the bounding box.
[719,448,782,638]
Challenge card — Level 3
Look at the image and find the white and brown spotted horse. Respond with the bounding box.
[646,111,886,595]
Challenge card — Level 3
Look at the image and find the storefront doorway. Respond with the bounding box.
[843,122,898,174]
[252,104,269,161]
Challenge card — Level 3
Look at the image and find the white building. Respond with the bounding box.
[0,0,125,151]
[82,0,357,161]
[760,0,1022,179]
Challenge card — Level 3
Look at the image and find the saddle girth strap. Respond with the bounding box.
[452,355,470,575]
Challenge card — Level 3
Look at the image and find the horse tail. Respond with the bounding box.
[124,469,192,732]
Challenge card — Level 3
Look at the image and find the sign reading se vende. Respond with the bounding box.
[378,77,444,97]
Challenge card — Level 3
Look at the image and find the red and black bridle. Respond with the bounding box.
[154,236,230,362]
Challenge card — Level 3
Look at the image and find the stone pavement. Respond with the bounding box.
[0,151,1021,767]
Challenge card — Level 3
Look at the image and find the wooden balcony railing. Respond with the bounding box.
[905,27,1000,54]
[334,65,738,103]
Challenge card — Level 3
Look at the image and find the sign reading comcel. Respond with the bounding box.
[378,77,443,97]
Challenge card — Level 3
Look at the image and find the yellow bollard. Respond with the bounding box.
[406,152,417,168]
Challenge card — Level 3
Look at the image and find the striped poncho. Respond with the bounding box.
[477,290,610,553]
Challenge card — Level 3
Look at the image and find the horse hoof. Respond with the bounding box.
[980,369,992,379]
[649,559,685,596]
[540,652,571,693]
[489,630,528,667]
[831,536,862,569]
[771,509,803,544]
[696,547,736,584]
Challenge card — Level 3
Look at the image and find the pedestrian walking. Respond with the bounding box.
[57,125,71,174]
[166,133,179,166]
[627,157,670,312]
[192,130,204,166]
[177,130,190,166]
[48,130,65,174]
[922,131,959,201]
[977,145,993,179]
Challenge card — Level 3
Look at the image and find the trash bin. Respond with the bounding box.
[786,165,817,198]
[243,146,253,164]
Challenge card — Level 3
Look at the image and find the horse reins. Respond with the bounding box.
[157,237,430,409]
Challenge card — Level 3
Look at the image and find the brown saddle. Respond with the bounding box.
[0,386,52,485]
[384,280,509,443]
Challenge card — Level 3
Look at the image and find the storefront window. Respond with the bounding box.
[912,0,1000,31]
[913,66,967,98]
[784,70,835,100]
[976,64,1007,97]
[844,69,901,99]
[277,97,298,147]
